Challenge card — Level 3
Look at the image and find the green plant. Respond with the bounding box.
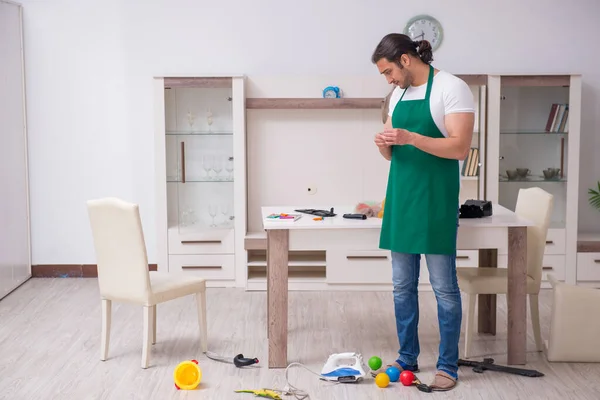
[589,181,600,211]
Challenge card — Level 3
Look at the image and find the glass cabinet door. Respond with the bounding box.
[498,78,569,228]
[459,81,486,204]
[164,84,235,235]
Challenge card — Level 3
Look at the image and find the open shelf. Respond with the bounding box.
[166,131,233,136]
[246,249,327,281]
[246,98,383,109]
[499,175,567,183]
[500,131,568,135]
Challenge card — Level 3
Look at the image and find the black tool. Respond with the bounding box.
[343,213,367,220]
[233,353,259,367]
[295,207,337,217]
[204,350,259,368]
[458,358,544,377]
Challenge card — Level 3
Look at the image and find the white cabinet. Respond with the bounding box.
[0,1,31,300]
[486,75,582,285]
[154,76,247,287]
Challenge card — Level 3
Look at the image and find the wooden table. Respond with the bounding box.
[262,204,533,368]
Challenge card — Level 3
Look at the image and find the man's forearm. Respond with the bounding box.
[410,133,469,160]
[379,146,392,161]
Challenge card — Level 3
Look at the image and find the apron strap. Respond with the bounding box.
[398,64,435,102]
[424,65,434,100]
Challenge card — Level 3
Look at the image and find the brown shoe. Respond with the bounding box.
[428,370,457,391]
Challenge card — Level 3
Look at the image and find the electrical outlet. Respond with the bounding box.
[307,186,317,195]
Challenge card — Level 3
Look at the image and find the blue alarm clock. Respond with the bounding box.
[322,86,341,98]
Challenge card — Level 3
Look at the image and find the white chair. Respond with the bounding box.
[457,187,553,358]
[86,197,208,368]
[545,274,600,362]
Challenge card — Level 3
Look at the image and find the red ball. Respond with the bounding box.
[400,370,415,386]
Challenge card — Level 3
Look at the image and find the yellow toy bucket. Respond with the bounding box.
[173,359,202,390]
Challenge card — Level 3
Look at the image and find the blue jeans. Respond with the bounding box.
[391,252,462,379]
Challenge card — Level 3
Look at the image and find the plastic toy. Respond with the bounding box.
[374,372,390,388]
[173,359,202,390]
[385,366,400,382]
[400,370,415,386]
[400,370,433,393]
[368,356,382,371]
[235,389,282,399]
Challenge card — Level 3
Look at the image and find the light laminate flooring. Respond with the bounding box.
[0,278,599,400]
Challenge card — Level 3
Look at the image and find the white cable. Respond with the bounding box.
[265,362,341,400]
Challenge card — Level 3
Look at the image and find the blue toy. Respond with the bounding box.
[385,366,400,382]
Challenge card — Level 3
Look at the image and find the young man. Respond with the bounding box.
[371,33,475,391]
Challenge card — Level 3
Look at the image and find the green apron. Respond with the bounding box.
[379,65,459,255]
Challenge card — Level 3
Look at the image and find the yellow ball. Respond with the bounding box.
[375,372,390,388]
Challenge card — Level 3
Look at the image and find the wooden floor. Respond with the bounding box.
[0,278,599,400]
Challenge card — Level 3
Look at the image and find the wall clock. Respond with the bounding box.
[403,15,443,51]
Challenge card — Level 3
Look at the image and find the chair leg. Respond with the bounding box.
[100,299,112,361]
[142,305,152,368]
[529,294,543,352]
[464,294,477,359]
[151,305,156,345]
[196,291,208,353]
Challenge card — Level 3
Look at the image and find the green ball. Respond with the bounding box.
[368,356,382,371]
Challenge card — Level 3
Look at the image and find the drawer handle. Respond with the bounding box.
[181,240,222,244]
[456,255,470,260]
[546,240,553,244]
[346,255,388,260]
[594,260,600,264]
[542,266,553,270]
[181,265,222,269]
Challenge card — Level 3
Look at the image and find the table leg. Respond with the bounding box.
[267,229,289,368]
[507,226,527,365]
[478,249,497,334]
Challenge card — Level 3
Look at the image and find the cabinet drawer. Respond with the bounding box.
[497,254,565,281]
[577,253,600,281]
[326,248,391,284]
[168,254,235,280]
[544,229,565,255]
[168,227,234,255]
[456,250,478,267]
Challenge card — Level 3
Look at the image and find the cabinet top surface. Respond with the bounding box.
[261,204,534,230]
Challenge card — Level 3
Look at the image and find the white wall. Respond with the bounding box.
[18,0,600,264]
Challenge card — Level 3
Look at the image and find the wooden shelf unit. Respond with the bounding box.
[246,97,384,109]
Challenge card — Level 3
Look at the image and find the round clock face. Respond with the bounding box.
[324,90,337,98]
[404,15,443,51]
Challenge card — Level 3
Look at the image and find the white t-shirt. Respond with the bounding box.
[387,69,475,181]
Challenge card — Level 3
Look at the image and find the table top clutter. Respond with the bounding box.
[261,204,534,230]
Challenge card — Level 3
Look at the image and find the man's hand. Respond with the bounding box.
[382,128,415,146]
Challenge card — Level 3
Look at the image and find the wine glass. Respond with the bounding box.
[212,156,223,181]
[220,204,229,226]
[225,157,234,180]
[202,154,213,180]
[206,108,213,132]
[187,110,195,131]
[208,204,218,227]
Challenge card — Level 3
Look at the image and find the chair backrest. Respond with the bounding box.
[514,187,554,288]
[86,197,152,303]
